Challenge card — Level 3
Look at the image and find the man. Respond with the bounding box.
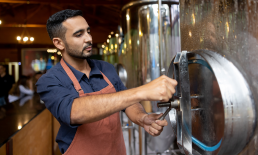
[36,9,177,155]
[0,64,14,106]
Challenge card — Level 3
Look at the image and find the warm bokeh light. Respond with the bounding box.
[226,22,229,32]
[51,56,55,60]
[192,13,195,25]
[115,34,119,37]
[102,44,105,48]
[107,39,109,43]
[17,36,21,41]
[23,37,28,42]
[0,20,2,25]
[108,35,111,38]
[18,125,22,130]
[126,14,130,21]
[30,37,34,41]
[47,49,57,53]
[139,31,142,36]
[111,31,114,35]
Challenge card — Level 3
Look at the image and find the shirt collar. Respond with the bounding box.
[63,59,102,81]
[87,59,103,77]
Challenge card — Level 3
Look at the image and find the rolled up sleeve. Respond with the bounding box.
[36,74,79,128]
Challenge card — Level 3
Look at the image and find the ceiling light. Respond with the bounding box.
[30,37,34,41]
[17,27,35,44]
[23,37,28,42]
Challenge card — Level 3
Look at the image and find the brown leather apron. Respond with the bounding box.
[61,59,126,155]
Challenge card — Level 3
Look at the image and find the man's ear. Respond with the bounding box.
[53,38,65,50]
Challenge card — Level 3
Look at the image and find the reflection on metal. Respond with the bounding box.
[122,0,179,11]
[180,0,258,154]
[167,50,256,155]
[157,99,180,108]
[120,0,180,154]
[114,63,128,87]
[178,51,192,154]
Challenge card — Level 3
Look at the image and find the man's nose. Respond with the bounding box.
[84,33,92,43]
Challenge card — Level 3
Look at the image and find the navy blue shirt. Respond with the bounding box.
[36,59,127,153]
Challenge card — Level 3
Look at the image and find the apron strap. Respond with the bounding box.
[60,59,114,96]
[100,71,113,87]
[60,59,85,96]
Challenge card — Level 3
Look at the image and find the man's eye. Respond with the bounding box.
[76,33,82,37]
[87,31,91,34]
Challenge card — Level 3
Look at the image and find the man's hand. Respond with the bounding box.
[142,113,168,136]
[138,75,177,102]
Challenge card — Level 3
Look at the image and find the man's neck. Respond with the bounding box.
[62,55,91,78]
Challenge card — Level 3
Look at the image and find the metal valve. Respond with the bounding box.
[157,100,180,120]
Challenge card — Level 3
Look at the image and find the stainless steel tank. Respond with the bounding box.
[175,0,258,154]
[120,0,180,154]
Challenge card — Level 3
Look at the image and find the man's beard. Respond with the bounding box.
[65,43,92,59]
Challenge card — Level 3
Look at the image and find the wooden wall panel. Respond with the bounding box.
[0,48,18,62]
[52,116,62,155]
[0,143,6,155]
[12,109,52,155]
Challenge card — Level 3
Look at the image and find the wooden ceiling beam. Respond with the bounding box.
[0,0,126,6]
[0,24,46,27]
[0,23,118,28]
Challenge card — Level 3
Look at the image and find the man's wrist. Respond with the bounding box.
[139,113,148,127]
[134,86,147,102]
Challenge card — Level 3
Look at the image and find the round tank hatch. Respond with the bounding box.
[167,50,256,155]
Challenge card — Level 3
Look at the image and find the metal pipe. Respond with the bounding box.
[158,0,165,75]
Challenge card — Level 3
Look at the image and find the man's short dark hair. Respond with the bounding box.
[46,9,83,41]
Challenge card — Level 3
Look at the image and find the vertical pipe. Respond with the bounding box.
[158,0,165,75]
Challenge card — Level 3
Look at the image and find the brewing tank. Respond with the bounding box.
[120,0,258,154]
[177,0,258,154]
[120,0,180,153]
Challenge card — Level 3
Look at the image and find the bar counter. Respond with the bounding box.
[0,94,61,155]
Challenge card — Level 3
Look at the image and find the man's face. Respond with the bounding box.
[0,65,5,75]
[62,16,92,59]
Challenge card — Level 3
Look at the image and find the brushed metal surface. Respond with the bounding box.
[180,0,258,154]
[120,0,180,153]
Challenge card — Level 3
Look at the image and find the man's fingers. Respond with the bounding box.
[151,122,162,130]
[168,77,178,86]
[155,120,168,127]
[149,126,160,135]
[149,130,155,136]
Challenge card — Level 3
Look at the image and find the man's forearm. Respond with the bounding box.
[125,103,148,127]
[70,87,143,124]
[70,75,177,125]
